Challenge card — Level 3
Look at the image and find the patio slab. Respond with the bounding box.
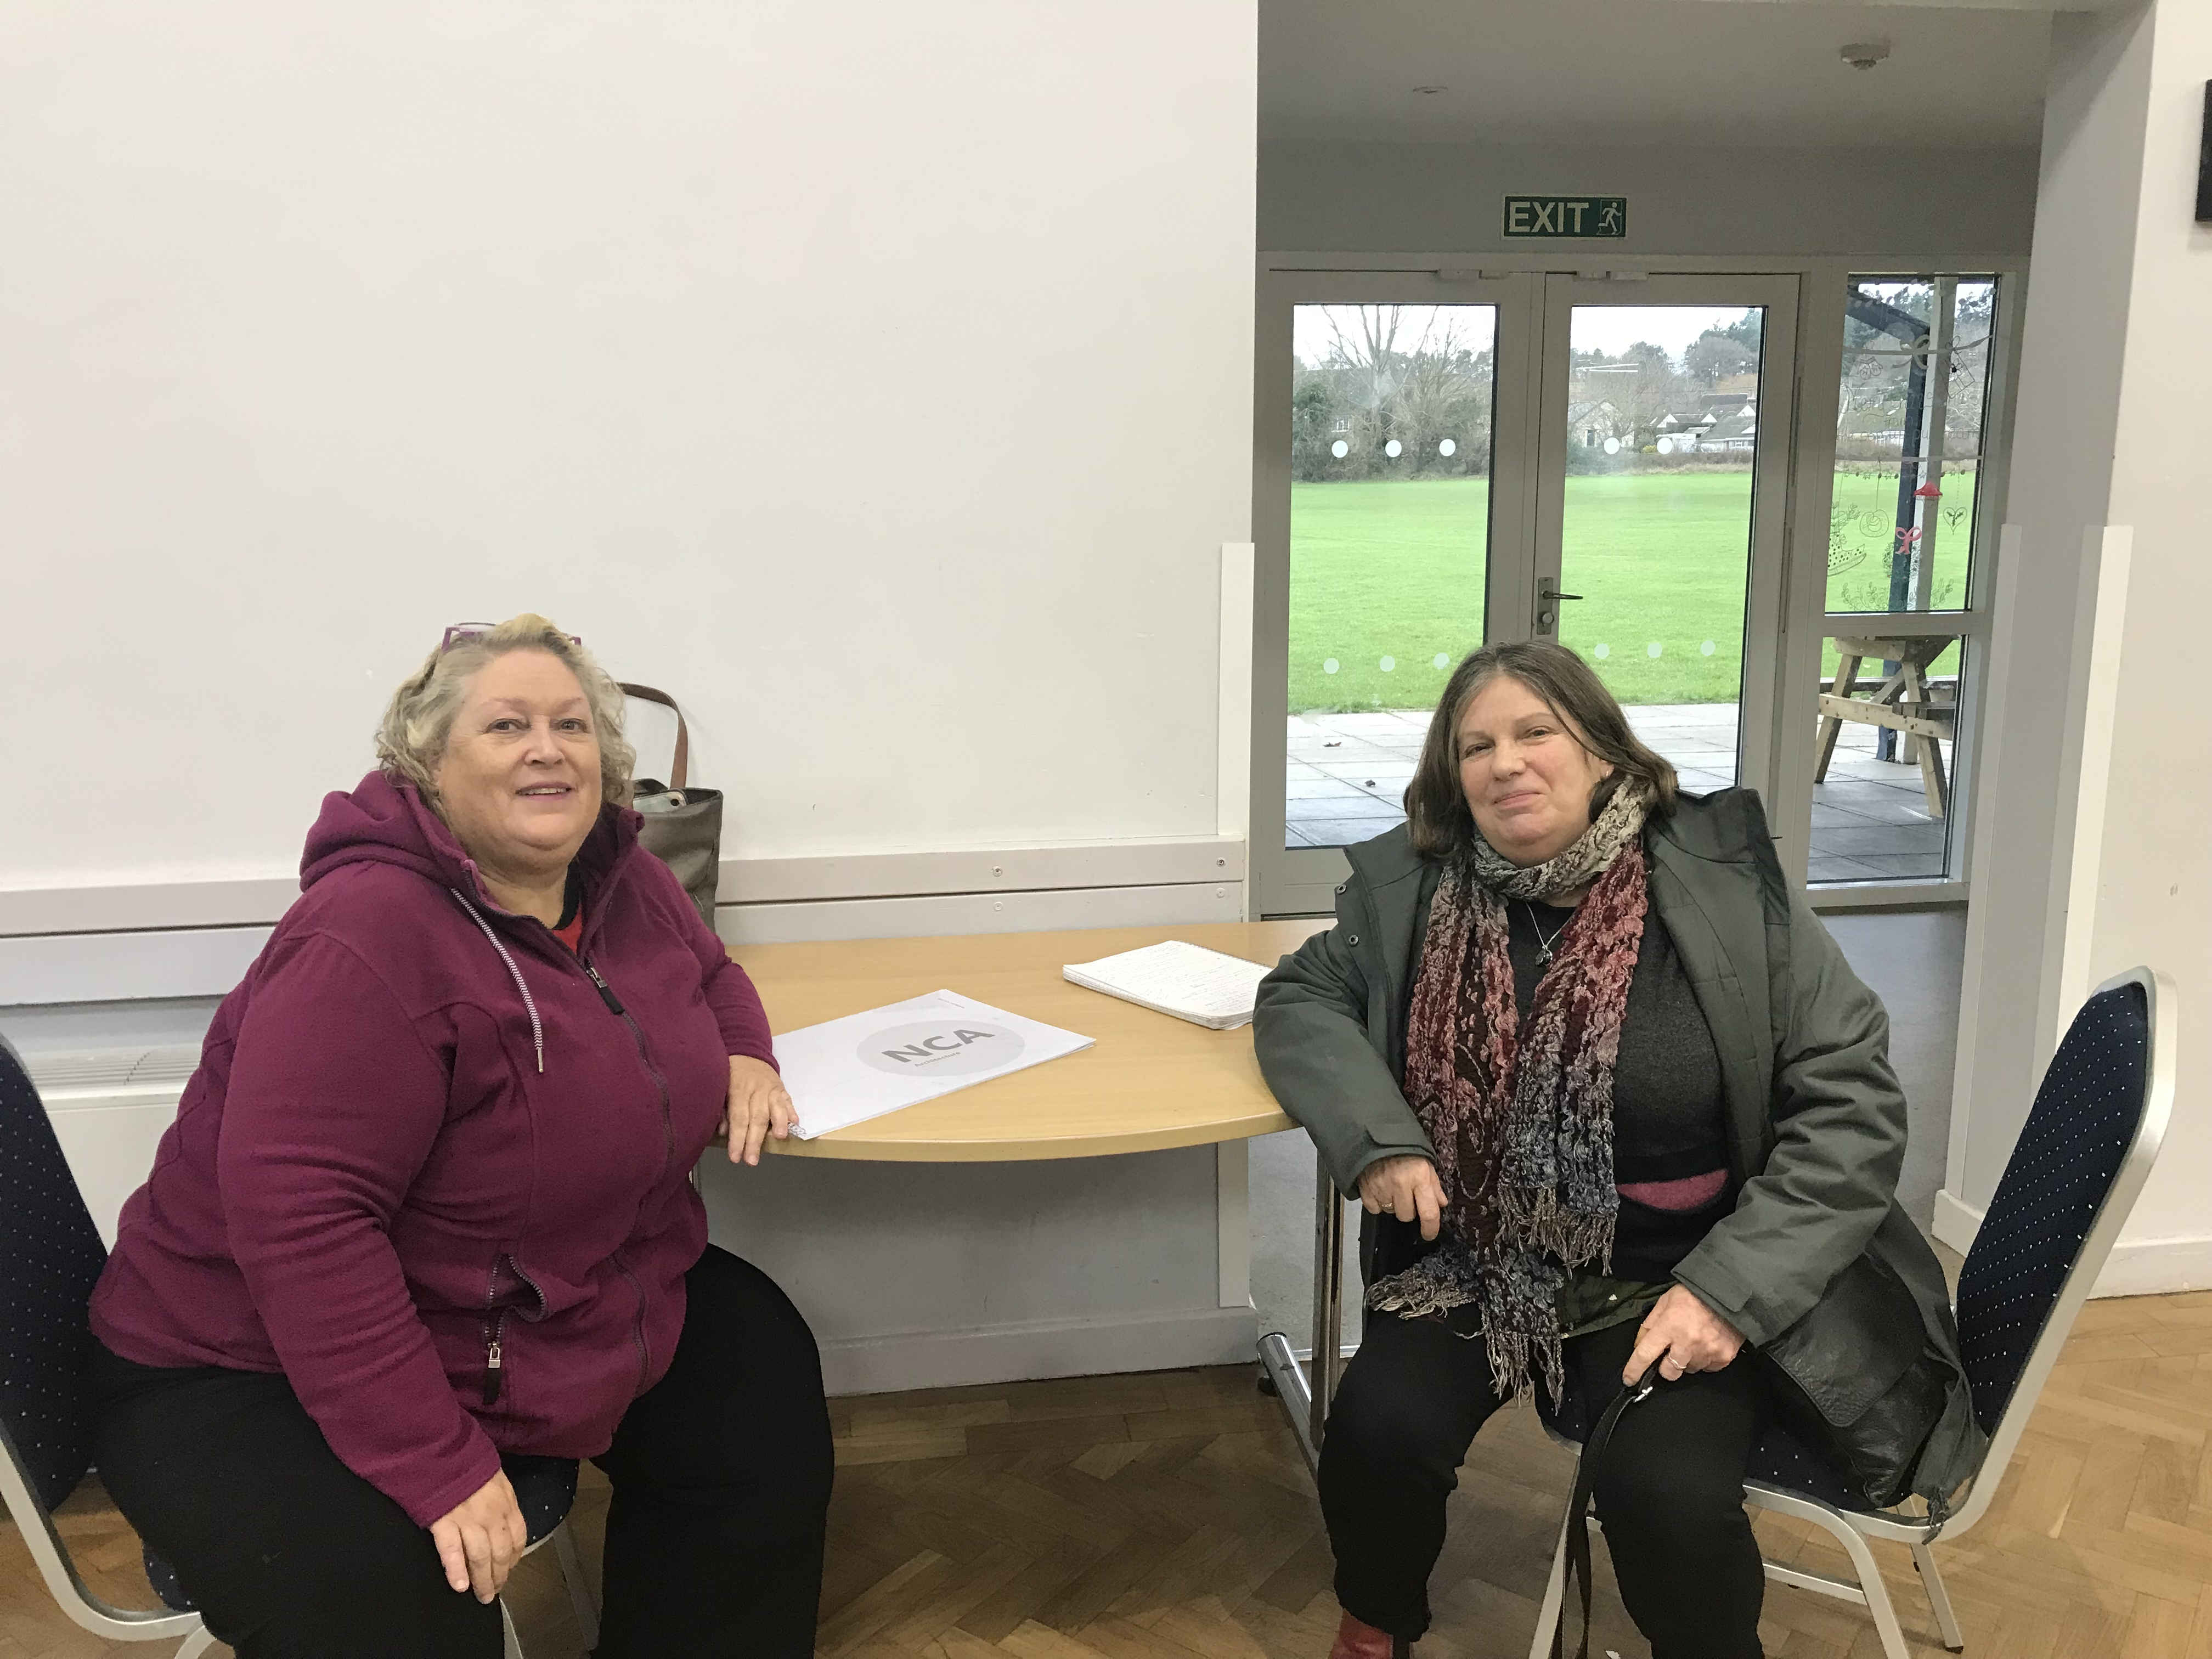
[1282,702,1959,883]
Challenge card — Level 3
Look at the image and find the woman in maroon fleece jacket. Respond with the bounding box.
[87,615,832,1659]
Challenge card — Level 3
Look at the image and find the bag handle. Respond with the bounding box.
[618,682,689,790]
[1554,1361,1661,1659]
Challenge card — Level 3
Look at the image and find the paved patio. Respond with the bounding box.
[1285,702,1951,884]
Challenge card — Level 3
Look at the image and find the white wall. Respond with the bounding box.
[1260,140,2040,256]
[1945,0,2212,1292]
[1,2,1257,895]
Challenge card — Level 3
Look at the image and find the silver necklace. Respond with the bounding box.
[1523,900,1570,967]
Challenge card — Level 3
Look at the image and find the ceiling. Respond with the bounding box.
[1261,0,2052,150]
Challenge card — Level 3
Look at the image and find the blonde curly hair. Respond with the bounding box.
[375,614,636,811]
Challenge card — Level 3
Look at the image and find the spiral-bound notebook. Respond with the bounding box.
[1060,940,1273,1030]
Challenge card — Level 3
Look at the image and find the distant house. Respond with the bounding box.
[1566,397,1632,448]
[1701,411,1758,453]
[1702,391,1757,420]
[1654,408,1714,453]
[1652,402,1757,455]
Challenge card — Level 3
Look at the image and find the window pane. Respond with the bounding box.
[1559,303,1765,793]
[1286,304,1496,851]
[1829,277,1996,615]
[1809,633,1962,884]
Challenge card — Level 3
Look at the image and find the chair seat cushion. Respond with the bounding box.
[143,1546,194,1613]
[1743,1423,1866,1510]
[1541,1379,1873,1514]
[142,1454,580,1612]
[505,1453,582,1547]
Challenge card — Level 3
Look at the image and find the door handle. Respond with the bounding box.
[1535,582,1584,633]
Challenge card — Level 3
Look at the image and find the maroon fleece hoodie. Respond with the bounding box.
[90,772,775,1527]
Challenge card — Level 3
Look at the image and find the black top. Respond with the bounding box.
[1505,898,1733,1280]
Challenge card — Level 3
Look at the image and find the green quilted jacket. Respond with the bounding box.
[1253,788,1984,1500]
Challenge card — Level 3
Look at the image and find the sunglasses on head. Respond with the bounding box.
[439,623,583,652]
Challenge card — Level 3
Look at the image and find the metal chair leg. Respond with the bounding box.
[1804,1510,1913,1659]
[171,1627,218,1659]
[554,1521,600,1650]
[1912,1541,1965,1651]
[1526,1475,1578,1659]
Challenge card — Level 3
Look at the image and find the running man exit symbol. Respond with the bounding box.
[1503,196,1628,238]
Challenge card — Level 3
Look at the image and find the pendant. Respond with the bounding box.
[1536,944,1554,967]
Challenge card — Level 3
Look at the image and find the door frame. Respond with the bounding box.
[1530,272,1801,816]
[1249,250,2027,917]
[1249,269,1542,918]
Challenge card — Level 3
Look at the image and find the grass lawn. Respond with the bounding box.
[1289,470,1976,712]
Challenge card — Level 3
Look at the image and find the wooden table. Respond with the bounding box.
[731,919,1342,1462]
[734,921,1328,1162]
[1813,634,1959,817]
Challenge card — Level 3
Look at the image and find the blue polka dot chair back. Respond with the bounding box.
[0,1037,108,1514]
[1957,976,2158,1442]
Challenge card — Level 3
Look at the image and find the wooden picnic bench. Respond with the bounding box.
[1813,635,1958,817]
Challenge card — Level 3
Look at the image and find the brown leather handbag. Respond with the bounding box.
[619,683,723,929]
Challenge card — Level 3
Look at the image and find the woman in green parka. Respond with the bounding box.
[1254,640,1978,1659]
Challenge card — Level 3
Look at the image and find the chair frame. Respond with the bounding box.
[1528,965,2177,1659]
[0,1424,215,1657]
[4,1423,601,1659]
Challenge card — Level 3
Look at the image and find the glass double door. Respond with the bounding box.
[1257,271,1799,915]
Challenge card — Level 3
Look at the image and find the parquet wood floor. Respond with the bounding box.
[8,1291,2211,1658]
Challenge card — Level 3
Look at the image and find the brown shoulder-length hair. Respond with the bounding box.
[1404,639,1678,861]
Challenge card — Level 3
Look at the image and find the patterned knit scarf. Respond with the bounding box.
[1366,782,1652,1403]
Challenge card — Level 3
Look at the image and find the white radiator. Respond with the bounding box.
[27,1046,198,1248]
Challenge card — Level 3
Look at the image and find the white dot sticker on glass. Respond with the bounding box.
[1379,656,1396,672]
[1438,438,1457,457]
[1700,640,1717,657]
[1384,439,1403,459]
[1432,652,1450,669]
[1593,644,1610,660]
[1330,439,1349,459]
[1323,658,1340,675]
[1603,437,1621,455]
[1646,642,1663,658]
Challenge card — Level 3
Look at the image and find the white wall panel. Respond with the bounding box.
[2,1,1258,888]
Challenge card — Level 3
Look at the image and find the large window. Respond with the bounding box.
[1810,276,2000,886]
[1253,265,2008,915]
[1285,303,1497,851]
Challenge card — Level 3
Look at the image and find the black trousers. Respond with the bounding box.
[1319,1310,1771,1659]
[89,1244,834,1659]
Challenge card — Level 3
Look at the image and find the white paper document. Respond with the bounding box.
[774,990,1094,1140]
[1060,939,1272,1030]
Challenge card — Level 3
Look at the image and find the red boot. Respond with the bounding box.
[1329,1610,1410,1659]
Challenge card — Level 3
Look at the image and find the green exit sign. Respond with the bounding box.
[1503,196,1627,238]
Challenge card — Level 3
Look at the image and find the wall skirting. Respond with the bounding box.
[813,1303,1260,1398]
[1931,1188,1983,1257]
[1,927,274,1006]
[0,836,1245,939]
[1931,1186,2212,1299]
[0,837,1250,1004]
[2094,1236,2212,1300]
[716,883,1242,946]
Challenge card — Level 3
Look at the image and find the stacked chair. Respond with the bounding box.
[0,1037,601,1659]
[1531,966,2177,1659]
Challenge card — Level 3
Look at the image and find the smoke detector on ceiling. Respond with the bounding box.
[1841,42,1891,71]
